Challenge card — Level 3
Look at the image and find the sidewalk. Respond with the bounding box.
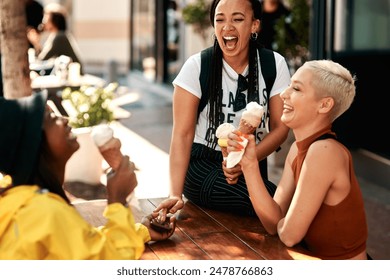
[110,71,389,259]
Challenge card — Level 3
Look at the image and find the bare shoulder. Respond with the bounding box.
[173,86,200,107]
[307,138,349,165]
[310,138,345,152]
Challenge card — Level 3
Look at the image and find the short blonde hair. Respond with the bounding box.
[304,60,356,121]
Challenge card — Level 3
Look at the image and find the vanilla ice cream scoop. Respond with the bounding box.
[241,101,264,128]
[216,123,235,141]
[91,124,114,146]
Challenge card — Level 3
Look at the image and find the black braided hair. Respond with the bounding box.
[206,0,263,148]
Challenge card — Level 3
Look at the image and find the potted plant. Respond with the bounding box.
[61,83,118,185]
[62,82,117,128]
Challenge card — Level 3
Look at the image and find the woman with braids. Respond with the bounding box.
[155,0,290,218]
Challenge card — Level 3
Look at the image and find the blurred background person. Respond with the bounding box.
[25,0,44,49]
[259,0,291,50]
[27,3,83,67]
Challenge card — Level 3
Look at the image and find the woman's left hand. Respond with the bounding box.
[222,160,242,184]
[141,213,176,241]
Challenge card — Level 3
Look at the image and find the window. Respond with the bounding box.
[334,0,390,51]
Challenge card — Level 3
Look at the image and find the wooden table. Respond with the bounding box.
[73,197,319,260]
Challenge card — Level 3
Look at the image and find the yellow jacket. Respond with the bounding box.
[0,185,150,259]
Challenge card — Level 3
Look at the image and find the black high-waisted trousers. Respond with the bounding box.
[183,143,277,217]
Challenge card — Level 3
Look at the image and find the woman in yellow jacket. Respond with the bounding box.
[0,92,175,259]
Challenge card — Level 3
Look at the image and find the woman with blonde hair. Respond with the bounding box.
[228,60,369,259]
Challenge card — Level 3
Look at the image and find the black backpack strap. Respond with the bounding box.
[198,46,214,118]
[258,46,278,152]
[198,46,277,120]
[258,46,276,104]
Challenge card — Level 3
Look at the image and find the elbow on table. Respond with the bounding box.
[260,221,278,236]
[278,231,302,248]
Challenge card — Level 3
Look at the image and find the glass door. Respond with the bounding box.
[131,0,156,80]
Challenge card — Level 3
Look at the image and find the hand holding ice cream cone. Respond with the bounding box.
[91,124,124,170]
[227,102,264,167]
[216,102,264,168]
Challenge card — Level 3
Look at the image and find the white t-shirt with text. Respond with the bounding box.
[173,50,290,150]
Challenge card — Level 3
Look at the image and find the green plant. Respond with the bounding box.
[274,0,310,70]
[181,0,210,43]
[62,83,117,128]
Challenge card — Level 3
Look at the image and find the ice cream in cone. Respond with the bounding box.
[215,103,263,165]
[91,124,123,170]
[238,102,264,134]
[216,123,235,159]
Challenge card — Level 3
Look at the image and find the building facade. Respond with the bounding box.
[65,0,207,82]
[311,0,390,163]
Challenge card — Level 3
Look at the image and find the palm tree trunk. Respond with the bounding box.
[0,0,32,99]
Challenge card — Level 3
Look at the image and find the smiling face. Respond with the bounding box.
[213,0,259,59]
[280,66,330,130]
[43,107,79,166]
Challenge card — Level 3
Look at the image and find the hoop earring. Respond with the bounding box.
[251,32,258,41]
[212,33,216,41]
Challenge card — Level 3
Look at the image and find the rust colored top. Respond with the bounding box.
[292,125,367,259]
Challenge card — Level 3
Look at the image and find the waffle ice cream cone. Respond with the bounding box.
[238,102,264,134]
[216,123,235,159]
[99,138,123,170]
[238,119,257,134]
[91,124,123,170]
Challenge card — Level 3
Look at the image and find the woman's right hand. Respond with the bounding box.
[228,131,257,167]
[106,156,137,205]
[153,196,184,222]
